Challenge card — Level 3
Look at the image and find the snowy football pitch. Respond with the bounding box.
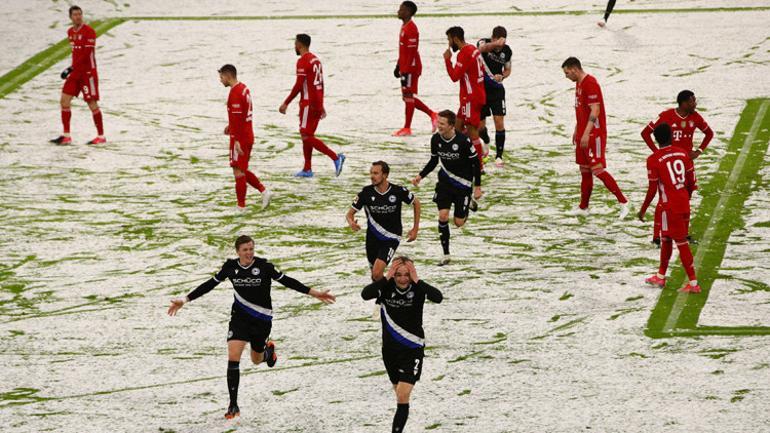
[1,3,769,432]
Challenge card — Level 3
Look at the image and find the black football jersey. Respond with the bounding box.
[419,132,480,191]
[477,38,512,77]
[352,183,415,241]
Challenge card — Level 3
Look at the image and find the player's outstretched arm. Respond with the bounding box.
[362,278,388,300]
[167,297,188,316]
[417,154,439,180]
[308,288,336,304]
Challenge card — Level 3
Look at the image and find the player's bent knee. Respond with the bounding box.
[454,218,466,227]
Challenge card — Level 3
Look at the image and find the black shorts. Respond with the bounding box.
[366,232,399,266]
[481,88,506,119]
[433,183,472,219]
[228,306,272,353]
[383,346,424,385]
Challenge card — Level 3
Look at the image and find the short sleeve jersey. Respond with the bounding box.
[476,38,512,76]
[575,74,606,139]
[648,109,709,152]
[646,146,697,213]
[296,52,324,108]
[398,19,422,75]
[456,44,487,104]
[68,24,97,74]
[352,183,415,241]
[227,82,254,145]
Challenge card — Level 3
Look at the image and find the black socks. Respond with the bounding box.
[227,360,240,407]
[392,403,409,433]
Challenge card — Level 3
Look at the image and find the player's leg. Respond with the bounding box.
[52,92,75,144]
[83,73,105,144]
[392,382,414,433]
[578,165,593,210]
[391,350,421,433]
[249,323,276,367]
[652,203,663,246]
[601,0,617,25]
[453,190,471,228]
[493,100,506,166]
[301,109,345,176]
[646,234,672,287]
[226,339,248,418]
[232,165,248,209]
[372,258,388,282]
[673,212,699,293]
[437,204,452,265]
[371,241,397,281]
[478,113,490,145]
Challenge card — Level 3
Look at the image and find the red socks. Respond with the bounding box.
[92,109,104,136]
[62,109,72,134]
[653,204,663,239]
[413,97,432,115]
[235,176,247,208]
[472,138,484,168]
[595,170,627,203]
[676,240,697,281]
[303,136,338,164]
[580,171,593,209]
[404,99,415,128]
[245,171,265,193]
[659,238,673,275]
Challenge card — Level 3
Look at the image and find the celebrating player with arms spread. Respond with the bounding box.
[562,57,628,218]
[347,161,420,281]
[392,1,437,137]
[219,64,272,211]
[412,110,482,266]
[361,256,443,433]
[50,5,106,145]
[641,90,713,245]
[638,124,701,293]
[280,34,345,178]
[167,236,335,419]
[444,26,487,171]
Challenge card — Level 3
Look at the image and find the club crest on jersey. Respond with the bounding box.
[389,195,397,203]
[406,291,414,299]
[251,268,260,276]
[452,143,459,151]
[681,121,687,128]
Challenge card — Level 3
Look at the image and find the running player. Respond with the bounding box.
[597,0,617,27]
[167,235,336,419]
[638,124,701,293]
[50,6,105,145]
[412,110,482,266]
[392,1,438,137]
[361,256,443,433]
[219,64,272,210]
[279,34,345,178]
[444,26,487,171]
[477,26,512,168]
[347,161,420,281]
[562,57,629,218]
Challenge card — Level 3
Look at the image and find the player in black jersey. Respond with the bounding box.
[347,161,421,281]
[361,256,443,433]
[412,110,482,266]
[167,235,335,420]
[477,26,512,168]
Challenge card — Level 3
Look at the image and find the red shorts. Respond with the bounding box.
[299,104,322,135]
[229,137,253,171]
[458,98,483,128]
[575,134,606,167]
[661,210,690,240]
[400,73,419,94]
[62,71,99,102]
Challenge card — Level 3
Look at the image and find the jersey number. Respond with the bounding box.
[414,358,421,375]
[245,93,253,123]
[313,63,323,88]
[666,159,686,185]
[474,55,484,83]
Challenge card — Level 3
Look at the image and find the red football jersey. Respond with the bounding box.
[575,74,605,139]
[297,52,324,108]
[647,109,710,152]
[445,44,486,104]
[646,146,697,213]
[398,19,422,75]
[68,24,97,74]
[227,82,254,145]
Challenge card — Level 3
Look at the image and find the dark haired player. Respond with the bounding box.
[477,26,512,167]
[393,1,438,137]
[347,161,420,281]
[361,256,443,433]
[167,235,336,419]
[444,26,487,171]
[279,33,345,178]
[50,5,105,145]
[638,124,700,293]
[218,64,272,210]
[562,56,628,218]
[412,110,482,266]
[641,90,713,245]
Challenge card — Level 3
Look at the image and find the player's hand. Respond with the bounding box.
[320,108,327,120]
[406,226,418,242]
[386,261,399,280]
[393,64,401,79]
[443,48,452,60]
[167,297,187,316]
[580,134,589,149]
[234,141,243,155]
[411,175,422,187]
[224,125,230,135]
[637,210,645,222]
[278,103,288,114]
[348,218,361,232]
[311,289,336,304]
[473,186,483,200]
[494,74,504,82]
[689,149,702,160]
[60,67,73,80]
[405,260,419,283]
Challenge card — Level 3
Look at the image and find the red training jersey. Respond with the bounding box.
[398,19,422,75]
[227,82,254,145]
[646,146,697,213]
[283,52,324,110]
[68,24,97,75]
[445,44,486,104]
[646,109,710,152]
[574,74,606,139]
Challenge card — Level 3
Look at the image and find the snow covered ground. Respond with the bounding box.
[1,3,769,433]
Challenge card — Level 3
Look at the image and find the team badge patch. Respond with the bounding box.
[251,268,260,276]
[389,195,397,203]
[406,291,414,299]
[452,143,459,151]
[681,121,687,128]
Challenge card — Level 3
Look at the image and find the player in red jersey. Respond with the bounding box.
[562,57,628,218]
[444,26,487,171]
[219,65,272,211]
[392,1,438,137]
[638,124,701,293]
[641,90,713,245]
[279,34,345,178]
[50,6,105,145]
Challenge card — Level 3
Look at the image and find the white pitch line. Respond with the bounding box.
[662,100,769,333]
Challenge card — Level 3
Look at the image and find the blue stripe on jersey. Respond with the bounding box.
[234,296,273,322]
[380,308,425,349]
